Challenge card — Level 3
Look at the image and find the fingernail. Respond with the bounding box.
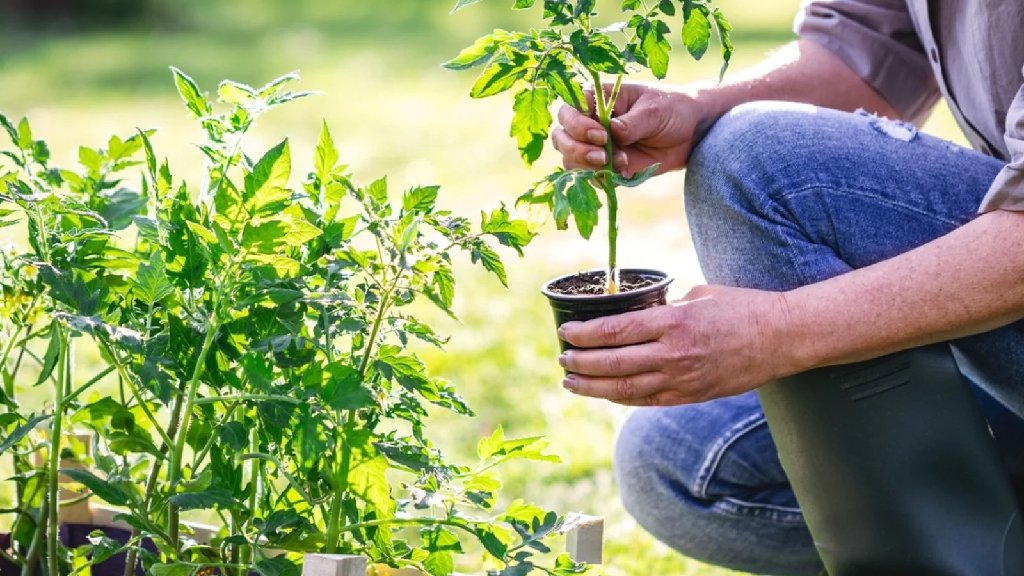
[563,375,579,392]
[586,129,607,145]
[585,150,606,164]
[558,352,569,368]
[610,118,626,132]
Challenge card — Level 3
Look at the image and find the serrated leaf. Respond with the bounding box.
[218,80,255,106]
[322,365,374,411]
[570,31,627,74]
[542,58,587,113]
[470,240,507,286]
[511,87,553,166]
[170,67,211,118]
[402,185,439,213]
[470,53,529,98]
[567,176,601,238]
[60,468,131,506]
[314,121,338,181]
[712,8,733,80]
[639,19,672,79]
[133,253,174,306]
[481,205,534,255]
[682,6,711,60]
[444,33,501,70]
[245,139,291,202]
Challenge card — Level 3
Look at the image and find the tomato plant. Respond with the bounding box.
[446,0,732,293]
[1,69,589,576]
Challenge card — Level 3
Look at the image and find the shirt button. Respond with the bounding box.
[929,47,939,63]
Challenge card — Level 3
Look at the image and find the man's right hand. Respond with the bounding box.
[550,83,710,178]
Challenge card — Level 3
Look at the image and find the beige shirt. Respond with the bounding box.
[794,1,1024,212]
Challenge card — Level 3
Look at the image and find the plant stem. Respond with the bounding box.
[166,315,221,555]
[20,498,47,576]
[45,328,67,576]
[590,71,623,294]
[326,269,402,552]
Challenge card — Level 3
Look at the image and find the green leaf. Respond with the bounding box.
[514,0,537,7]
[450,0,484,13]
[481,205,535,255]
[255,557,300,576]
[218,80,255,106]
[0,112,17,145]
[475,524,511,560]
[0,413,51,453]
[511,87,553,166]
[245,139,291,202]
[443,33,501,70]
[151,564,197,576]
[570,31,627,74]
[611,163,660,187]
[36,327,61,386]
[470,53,529,98]
[314,121,339,182]
[566,176,601,239]
[542,58,587,113]
[432,265,456,310]
[682,6,711,60]
[323,365,374,411]
[469,240,507,286]
[712,8,734,80]
[169,487,240,511]
[16,117,32,150]
[402,185,439,214]
[60,468,131,506]
[344,426,395,517]
[170,67,211,118]
[133,252,175,306]
[639,19,672,79]
[218,421,248,451]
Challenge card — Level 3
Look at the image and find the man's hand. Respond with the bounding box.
[557,285,796,406]
[551,83,710,177]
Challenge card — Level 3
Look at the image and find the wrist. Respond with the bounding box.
[761,290,819,379]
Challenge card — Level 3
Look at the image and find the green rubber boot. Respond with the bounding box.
[758,344,1024,575]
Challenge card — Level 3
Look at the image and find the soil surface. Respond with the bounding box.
[548,271,658,296]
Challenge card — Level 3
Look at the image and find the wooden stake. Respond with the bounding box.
[565,515,604,565]
[302,554,368,576]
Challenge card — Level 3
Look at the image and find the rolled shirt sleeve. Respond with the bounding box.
[979,78,1024,212]
[794,0,940,123]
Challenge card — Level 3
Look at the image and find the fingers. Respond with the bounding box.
[561,371,697,406]
[557,307,665,348]
[557,104,606,146]
[558,341,663,377]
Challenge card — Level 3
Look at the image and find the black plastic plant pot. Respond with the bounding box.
[541,268,673,351]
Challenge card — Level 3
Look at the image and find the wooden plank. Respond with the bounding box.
[303,554,368,576]
[565,515,603,565]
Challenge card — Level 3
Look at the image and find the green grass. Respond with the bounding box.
[0,1,967,574]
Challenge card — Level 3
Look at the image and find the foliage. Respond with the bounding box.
[446,0,732,292]
[0,69,590,576]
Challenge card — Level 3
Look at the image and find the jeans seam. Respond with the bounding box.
[692,411,771,498]
[776,184,967,230]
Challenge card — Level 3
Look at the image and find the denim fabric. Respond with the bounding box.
[615,101,1024,575]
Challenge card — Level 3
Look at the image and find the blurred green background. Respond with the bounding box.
[0,1,967,574]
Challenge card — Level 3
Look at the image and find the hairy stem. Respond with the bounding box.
[45,329,67,576]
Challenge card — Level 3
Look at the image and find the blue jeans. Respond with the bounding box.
[615,102,1024,576]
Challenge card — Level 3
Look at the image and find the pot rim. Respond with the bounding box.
[540,268,673,303]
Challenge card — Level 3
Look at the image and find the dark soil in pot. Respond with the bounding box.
[541,268,673,350]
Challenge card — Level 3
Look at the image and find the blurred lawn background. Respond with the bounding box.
[0,0,968,574]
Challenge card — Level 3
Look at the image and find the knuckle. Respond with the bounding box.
[597,319,621,342]
[604,352,625,374]
[615,376,638,399]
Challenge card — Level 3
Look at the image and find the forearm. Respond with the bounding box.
[689,39,900,130]
[777,210,1024,374]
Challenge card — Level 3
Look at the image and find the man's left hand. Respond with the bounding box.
[558,285,796,406]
